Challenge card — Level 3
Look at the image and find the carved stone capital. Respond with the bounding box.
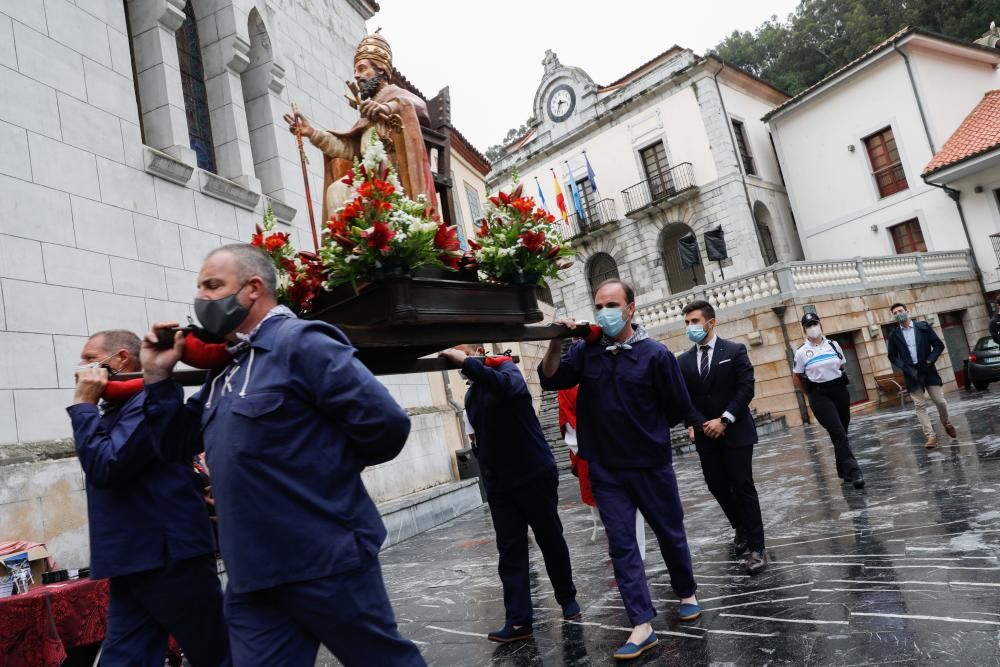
[268,62,286,95]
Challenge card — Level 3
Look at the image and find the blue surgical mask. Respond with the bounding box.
[894,312,908,323]
[687,324,707,343]
[596,307,628,338]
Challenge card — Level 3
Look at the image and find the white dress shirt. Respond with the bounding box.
[901,323,918,364]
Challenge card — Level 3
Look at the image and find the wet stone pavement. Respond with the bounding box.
[323,389,1000,666]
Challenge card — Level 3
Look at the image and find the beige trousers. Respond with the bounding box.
[910,384,950,437]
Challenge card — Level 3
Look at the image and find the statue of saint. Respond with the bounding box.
[283,32,437,222]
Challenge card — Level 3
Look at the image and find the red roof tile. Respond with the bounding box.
[923,89,1000,176]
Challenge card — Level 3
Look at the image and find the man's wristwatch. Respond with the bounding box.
[720,416,733,426]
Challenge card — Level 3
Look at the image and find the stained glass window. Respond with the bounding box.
[176,2,216,172]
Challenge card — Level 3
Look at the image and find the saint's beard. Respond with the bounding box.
[358,73,382,100]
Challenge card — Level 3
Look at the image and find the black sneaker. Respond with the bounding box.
[747,550,768,575]
[851,470,865,489]
[488,623,533,643]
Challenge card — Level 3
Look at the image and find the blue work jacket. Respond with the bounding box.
[462,358,555,491]
[538,338,695,468]
[67,391,215,580]
[144,314,411,594]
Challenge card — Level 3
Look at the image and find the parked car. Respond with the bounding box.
[968,337,1000,391]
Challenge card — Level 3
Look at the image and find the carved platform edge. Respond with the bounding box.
[265,196,297,225]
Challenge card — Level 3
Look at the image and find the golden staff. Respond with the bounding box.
[291,101,320,252]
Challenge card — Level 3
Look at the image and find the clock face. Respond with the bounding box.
[546,84,576,123]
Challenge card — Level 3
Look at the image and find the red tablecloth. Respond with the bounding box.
[0,578,108,667]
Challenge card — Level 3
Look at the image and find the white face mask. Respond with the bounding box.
[806,325,822,340]
[75,353,121,373]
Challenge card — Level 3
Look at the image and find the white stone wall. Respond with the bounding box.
[488,55,794,321]
[767,39,1000,272]
[0,0,462,505]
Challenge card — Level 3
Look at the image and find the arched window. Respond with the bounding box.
[176,1,216,172]
[754,201,779,266]
[587,252,619,295]
[661,223,705,294]
[242,8,285,196]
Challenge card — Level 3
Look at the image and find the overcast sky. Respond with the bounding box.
[366,0,800,152]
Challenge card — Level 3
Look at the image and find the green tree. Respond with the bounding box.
[485,118,533,164]
[713,0,1000,95]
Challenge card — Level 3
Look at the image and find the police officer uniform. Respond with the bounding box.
[793,313,864,489]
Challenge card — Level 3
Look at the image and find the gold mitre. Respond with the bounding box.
[355,31,392,74]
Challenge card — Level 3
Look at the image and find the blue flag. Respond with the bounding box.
[565,162,585,222]
[584,152,600,199]
[534,177,549,212]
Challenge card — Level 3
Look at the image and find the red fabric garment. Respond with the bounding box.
[0,578,109,667]
[557,387,594,506]
[102,378,144,402]
[584,324,603,345]
[483,355,513,369]
[557,387,578,434]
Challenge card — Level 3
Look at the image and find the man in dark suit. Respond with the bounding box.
[679,300,766,574]
[990,297,1000,346]
[887,302,956,448]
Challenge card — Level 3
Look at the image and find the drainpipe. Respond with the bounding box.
[894,42,993,307]
[773,304,810,425]
[441,370,471,450]
[712,59,767,267]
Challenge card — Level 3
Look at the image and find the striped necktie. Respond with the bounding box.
[700,345,710,380]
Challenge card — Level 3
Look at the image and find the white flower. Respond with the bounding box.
[362,136,388,172]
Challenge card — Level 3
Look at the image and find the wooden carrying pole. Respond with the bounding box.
[292,102,320,252]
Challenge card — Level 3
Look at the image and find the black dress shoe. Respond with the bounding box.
[734,527,748,555]
[851,470,865,489]
[747,550,768,574]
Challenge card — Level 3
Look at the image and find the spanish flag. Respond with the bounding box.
[552,170,567,222]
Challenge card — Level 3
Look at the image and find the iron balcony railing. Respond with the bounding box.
[992,232,1000,268]
[622,162,696,216]
[561,198,618,239]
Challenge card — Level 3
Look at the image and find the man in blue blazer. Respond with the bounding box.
[69,330,229,666]
[887,302,956,448]
[678,300,766,574]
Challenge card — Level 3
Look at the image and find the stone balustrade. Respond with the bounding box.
[637,250,974,328]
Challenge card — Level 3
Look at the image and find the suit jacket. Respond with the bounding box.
[678,337,757,448]
[887,321,945,391]
[990,312,1000,346]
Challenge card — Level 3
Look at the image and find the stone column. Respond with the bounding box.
[197,3,261,193]
[128,0,196,166]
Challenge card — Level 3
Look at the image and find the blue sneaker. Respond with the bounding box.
[613,631,659,660]
[678,600,702,621]
[562,598,582,620]
[487,623,532,643]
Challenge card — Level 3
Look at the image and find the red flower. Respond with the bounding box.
[374,199,393,213]
[545,245,561,259]
[511,197,535,216]
[361,222,396,251]
[467,238,482,251]
[250,232,263,248]
[438,250,462,269]
[488,196,500,207]
[498,191,511,205]
[340,197,365,223]
[333,234,357,251]
[546,213,556,223]
[434,224,460,251]
[519,229,546,253]
[373,179,394,197]
[341,172,354,186]
[326,217,347,236]
[477,219,489,237]
[264,233,288,252]
[511,184,524,200]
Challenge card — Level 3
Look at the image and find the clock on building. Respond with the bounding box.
[546,84,576,123]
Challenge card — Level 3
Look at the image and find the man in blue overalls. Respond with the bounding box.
[539,279,700,661]
[69,330,229,666]
[141,244,424,667]
[440,345,579,643]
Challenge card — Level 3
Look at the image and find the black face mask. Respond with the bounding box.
[194,282,251,339]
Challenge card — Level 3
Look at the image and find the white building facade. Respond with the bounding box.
[488,48,801,321]
[764,27,1000,296]
[0,0,485,567]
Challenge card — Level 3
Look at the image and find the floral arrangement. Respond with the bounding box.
[471,183,574,286]
[319,135,462,291]
[251,207,324,313]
